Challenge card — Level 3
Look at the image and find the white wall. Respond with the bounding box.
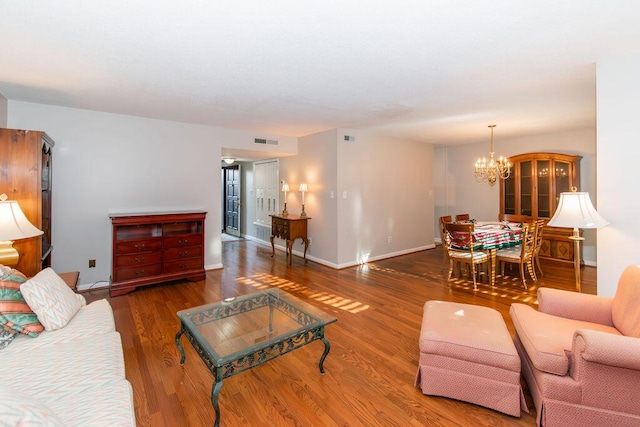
[269,128,435,268]
[0,93,7,127]
[596,54,640,297]
[336,129,434,267]
[434,128,597,262]
[281,129,338,264]
[8,101,296,289]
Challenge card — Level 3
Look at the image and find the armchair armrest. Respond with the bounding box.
[538,288,614,326]
[570,329,640,415]
[573,329,640,370]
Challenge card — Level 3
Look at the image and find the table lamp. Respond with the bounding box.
[0,193,44,267]
[299,183,307,217]
[546,187,608,292]
[281,182,289,216]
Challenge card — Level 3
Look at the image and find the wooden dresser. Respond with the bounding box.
[269,214,311,265]
[109,211,206,296]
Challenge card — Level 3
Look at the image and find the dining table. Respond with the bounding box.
[470,221,523,286]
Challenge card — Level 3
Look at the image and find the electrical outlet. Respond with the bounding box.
[89,259,96,268]
[388,236,392,243]
[308,237,312,245]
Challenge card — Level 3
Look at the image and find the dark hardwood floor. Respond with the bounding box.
[84,240,595,426]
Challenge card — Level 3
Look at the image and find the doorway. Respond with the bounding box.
[222,164,241,237]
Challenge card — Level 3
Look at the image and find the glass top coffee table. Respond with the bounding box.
[175,288,337,427]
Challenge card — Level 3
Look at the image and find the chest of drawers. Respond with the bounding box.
[110,211,206,296]
[269,214,311,265]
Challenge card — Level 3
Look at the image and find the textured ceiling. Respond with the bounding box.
[1,1,639,146]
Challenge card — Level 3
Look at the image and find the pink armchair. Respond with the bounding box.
[509,264,640,426]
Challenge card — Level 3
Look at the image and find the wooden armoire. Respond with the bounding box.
[499,152,582,265]
[0,128,54,277]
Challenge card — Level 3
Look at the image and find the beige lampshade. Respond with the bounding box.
[298,183,308,192]
[0,197,44,241]
[547,191,609,229]
[281,183,290,192]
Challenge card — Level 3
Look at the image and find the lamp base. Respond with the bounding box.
[300,204,307,218]
[282,203,288,216]
[0,240,19,267]
[569,230,585,293]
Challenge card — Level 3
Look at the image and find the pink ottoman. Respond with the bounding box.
[415,300,528,417]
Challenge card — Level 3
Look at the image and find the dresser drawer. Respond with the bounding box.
[116,239,162,254]
[116,251,162,268]
[115,264,162,281]
[164,257,203,274]
[163,234,203,248]
[271,219,289,239]
[164,246,203,262]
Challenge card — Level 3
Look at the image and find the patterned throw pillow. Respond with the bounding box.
[0,265,44,337]
[0,327,17,350]
[20,268,86,331]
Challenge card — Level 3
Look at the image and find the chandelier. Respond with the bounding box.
[474,124,511,186]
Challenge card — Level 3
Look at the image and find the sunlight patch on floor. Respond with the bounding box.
[236,273,370,314]
[367,263,539,304]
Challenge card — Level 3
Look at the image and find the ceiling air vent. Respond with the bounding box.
[344,135,356,142]
[254,138,279,145]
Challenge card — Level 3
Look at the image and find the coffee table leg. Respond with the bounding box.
[211,379,224,427]
[318,337,331,374]
[175,329,186,364]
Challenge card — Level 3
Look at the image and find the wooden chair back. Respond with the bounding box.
[496,222,537,289]
[444,222,477,251]
[455,213,470,222]
[498,213,531,223]
[439,215,453,245]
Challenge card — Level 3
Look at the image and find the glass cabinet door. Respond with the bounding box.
[503,174,515,214]
[555,161,571,191]
[536,160,551,218]
[520,161,532,216]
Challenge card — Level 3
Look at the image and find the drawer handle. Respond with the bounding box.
[134,256,145,262]
[134,269,145,276]
[134,243,146,250]
[179,250,189,257]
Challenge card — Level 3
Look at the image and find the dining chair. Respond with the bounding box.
[496,222,537,289]
[455,213,470,222]
[497,213,529,223]
[532,219,545,277]
[438,215,453,246]
[443,222,489,290]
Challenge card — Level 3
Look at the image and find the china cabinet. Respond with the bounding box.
[0,128,54,277]
[500,152,582,264]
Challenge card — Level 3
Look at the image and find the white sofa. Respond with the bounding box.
[1,297,136,426]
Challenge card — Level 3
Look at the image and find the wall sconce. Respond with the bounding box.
[0,194,44,267]
[299,183,308,217]
[547,187,609,292]
[281,183,289,216]
[222,157,235,165]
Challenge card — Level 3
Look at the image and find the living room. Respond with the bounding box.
[1,2,640,425]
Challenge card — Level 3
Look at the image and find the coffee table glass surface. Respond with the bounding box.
[175,288,337,427]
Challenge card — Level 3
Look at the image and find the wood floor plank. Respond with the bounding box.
[83,241,596,426]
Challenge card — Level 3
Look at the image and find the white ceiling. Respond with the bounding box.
[1,1,639,146]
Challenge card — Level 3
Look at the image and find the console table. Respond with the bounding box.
[269,214,311,265]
